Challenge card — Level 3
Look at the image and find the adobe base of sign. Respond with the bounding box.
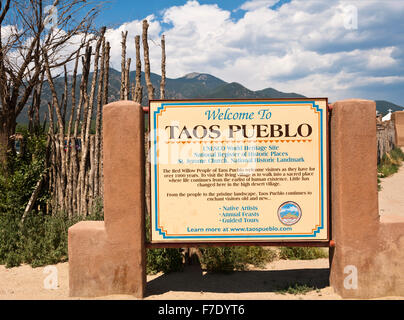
[68,221,146,297]
[329,99,404,298]
[68,101,146,298]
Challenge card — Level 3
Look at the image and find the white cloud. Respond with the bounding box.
[1,25,19,43]
[239,0,279,11]
[99,0,404,103]
[104,14,161,71]
[366,47,397,70]
[273,71,404,103]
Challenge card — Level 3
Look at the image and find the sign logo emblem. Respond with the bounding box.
[277,201,302,226]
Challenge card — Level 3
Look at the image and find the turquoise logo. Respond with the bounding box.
[277,201,302,226]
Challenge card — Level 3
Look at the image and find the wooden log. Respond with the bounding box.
[66,49,81,217]
[142,21,155,224]
[120,30,128,100]
[94,37,105,199]
[78,28,105,216]
[142,20,154,101]
[134,35,142,104]
[160,35,166,99]
[125,57,131,100]
[20,170,46,224]
[100,42,110,199]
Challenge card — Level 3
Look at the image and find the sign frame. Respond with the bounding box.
[147,98,331,246]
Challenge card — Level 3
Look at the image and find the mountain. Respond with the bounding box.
[17,70,307,123]
[375,100,404,116]
[205,82,305,99]
[165,72,227,98]
[16,69,402,123]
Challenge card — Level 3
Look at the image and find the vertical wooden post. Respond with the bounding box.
[142,20,154,101]
[160,35,166,99]
[120,31,128,100]
[134,35,142,104]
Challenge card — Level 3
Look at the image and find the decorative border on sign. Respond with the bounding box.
[165,139,313,144]
[151,101,326,239]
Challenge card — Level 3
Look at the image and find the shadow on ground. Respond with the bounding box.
[146,265,330,297]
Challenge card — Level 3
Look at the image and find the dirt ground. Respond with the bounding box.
[0,258,333,300]
[0,258,402,300]
[378,151,404,222]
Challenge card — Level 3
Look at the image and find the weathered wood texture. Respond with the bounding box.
[376,116,396,163]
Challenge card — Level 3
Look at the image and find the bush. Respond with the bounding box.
[146,248,184,275]
[0,128,48,267]
[277,283,318,295]
[143,200,183,275]
[390,147,404,162]
[0,208,104,268]
[0,128,104,268]
[200,246,276,273]
[378,147,404,178]
[0,129,48,216]
[279,247,328,260]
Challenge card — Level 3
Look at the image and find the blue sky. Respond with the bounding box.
[97,0,291,28]
[91,0,403,105]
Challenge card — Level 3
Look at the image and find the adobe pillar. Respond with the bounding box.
[329,99,404,298]
[392,111,404,147]
[68,101,146,298]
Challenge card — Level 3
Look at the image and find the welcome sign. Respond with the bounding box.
[149,99,329,243]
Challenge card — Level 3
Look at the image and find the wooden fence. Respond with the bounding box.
[376,116,396,163]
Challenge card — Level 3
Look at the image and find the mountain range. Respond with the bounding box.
[374,100,404,116]
[17,69,402,123]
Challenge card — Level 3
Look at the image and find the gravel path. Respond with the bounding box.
[378,147,404,222]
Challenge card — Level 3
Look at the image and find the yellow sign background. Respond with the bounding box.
[150,99,328,243]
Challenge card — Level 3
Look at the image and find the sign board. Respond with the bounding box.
[149,99,329,243]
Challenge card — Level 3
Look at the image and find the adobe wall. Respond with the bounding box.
[329,99,404,298]
[392,111,404,147]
